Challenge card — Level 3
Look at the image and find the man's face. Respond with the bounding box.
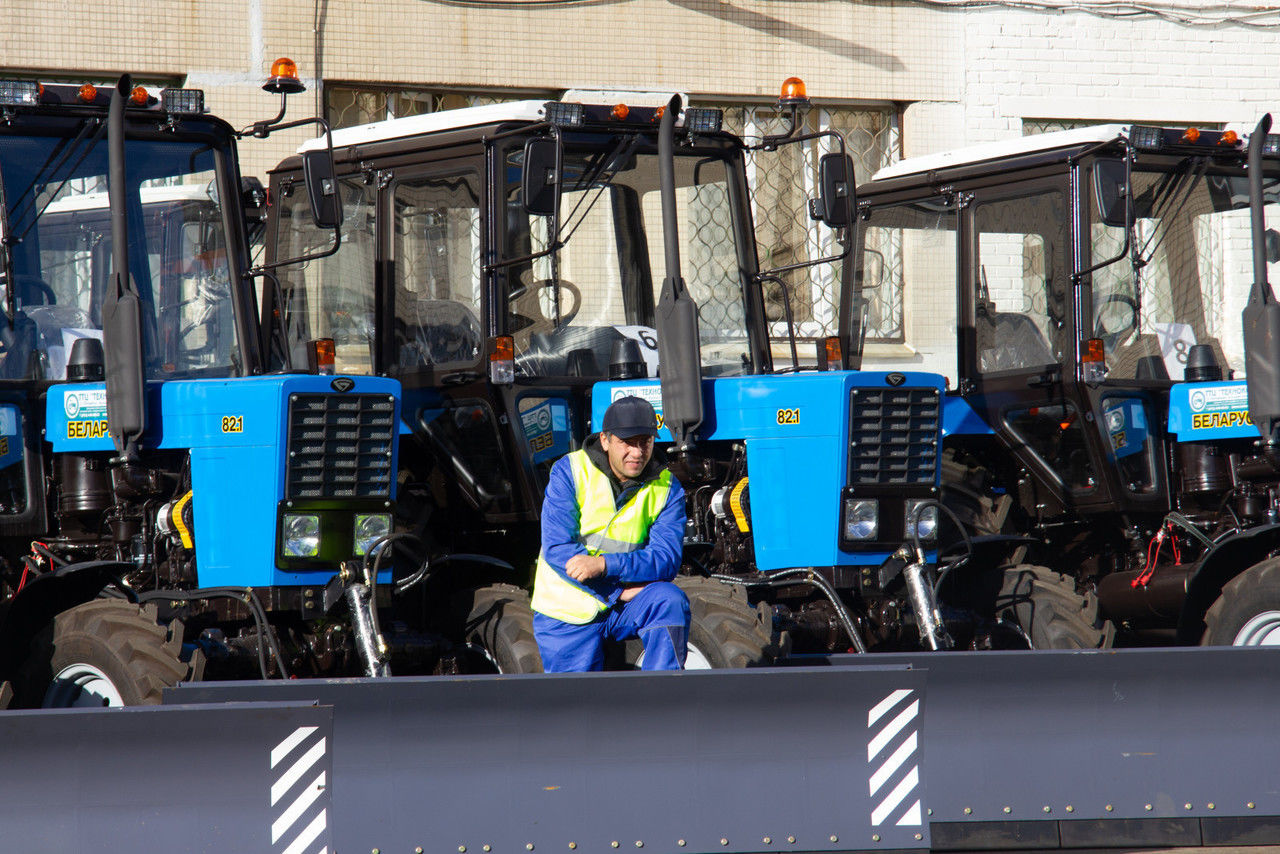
[601,432,654,480]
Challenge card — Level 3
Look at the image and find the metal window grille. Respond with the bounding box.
[714,104,901,347]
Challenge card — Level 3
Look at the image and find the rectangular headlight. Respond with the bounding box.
[842,498,879,541]
[354,513,392,557]
[282,513,321,557]
[0,80,39,107]
[905,500,939,543]
[1128,125,1164,151]
[161,87,205,115]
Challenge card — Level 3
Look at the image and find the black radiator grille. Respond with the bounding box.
[286,393,395,499]
[847,387,940,486]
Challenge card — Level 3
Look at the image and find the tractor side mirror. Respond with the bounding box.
[522,137,560,217]
[302,149,343,230]
[810,152,856,229]
[1094,159,1130,228]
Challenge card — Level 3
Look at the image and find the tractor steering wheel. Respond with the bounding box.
[510,278,583,338]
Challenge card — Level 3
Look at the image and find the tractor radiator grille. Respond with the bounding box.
[286,393,395,499]
[847,387,940,486]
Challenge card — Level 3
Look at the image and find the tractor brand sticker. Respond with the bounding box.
[220,415,244,434]
[67,420,110,440]
[63,388,107,421]
[776,407,801,425]
[1188,384,1251,432]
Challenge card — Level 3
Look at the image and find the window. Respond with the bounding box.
[717,103,900,347]
[973,190,1070,375]
[858,198,958,379]
[275,175,378,375]
[392,172,484,371]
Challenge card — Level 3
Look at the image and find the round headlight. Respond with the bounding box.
[283,514,321,557]
[843,499,879,541]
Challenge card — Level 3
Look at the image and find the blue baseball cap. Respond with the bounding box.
[601,396,658,439]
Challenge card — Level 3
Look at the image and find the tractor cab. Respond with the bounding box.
[857,125,1280,525]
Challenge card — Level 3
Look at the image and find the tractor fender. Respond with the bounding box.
[0,561,134,683]
[1177,523,1280,644]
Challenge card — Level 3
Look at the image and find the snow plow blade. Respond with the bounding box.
[0,701,332,852]
[816,646,1280,850]
[172,666,930,854]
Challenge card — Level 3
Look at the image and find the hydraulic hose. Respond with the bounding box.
[139,586,290,680]
[709,567,869,653]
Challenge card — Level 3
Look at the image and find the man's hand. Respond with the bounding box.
[565,554,607,582]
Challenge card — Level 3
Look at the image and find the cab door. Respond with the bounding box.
[959,180,1119,513]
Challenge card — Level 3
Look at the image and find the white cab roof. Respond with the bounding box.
[298,101,547,153]
[44,183,213,214]
[870,124,1131,182]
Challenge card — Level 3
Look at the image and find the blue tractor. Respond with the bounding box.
[266,84,994,664]
[855,118,1280,649]
[0,67,406,707]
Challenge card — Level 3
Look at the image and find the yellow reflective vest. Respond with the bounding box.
[531,449,675,624]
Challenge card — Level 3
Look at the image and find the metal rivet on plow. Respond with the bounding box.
[1065,806,1074,813]
[963,807,972,815]
[528,845,535,851]
[1105,805,1114,812]
[721,839,729,846]
[872,835,881,843]
[611,843,620,849]
[1043,806,1051,814]
[926,808,932,816]
[1250,803,1258,810]
[1185,803,1193,810]
[569,845,577,851]
[677,842,686,848]
[914,833,923,841]
[1145,804,1153,811]
[458,848,465,853]
[1003,806,1012,814]
[763,838,772,845]
[829,836,838,843]
[417,849,424,854]
[1208,803,1216,810]
[484,847,492,852]
[787,837,796,844]
[635,842,643,849]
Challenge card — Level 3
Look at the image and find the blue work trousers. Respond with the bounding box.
[534,581,690,672]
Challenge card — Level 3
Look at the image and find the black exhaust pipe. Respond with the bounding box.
[655,94,704,451]
[103,75,147,459]
[1243,113,1280,448]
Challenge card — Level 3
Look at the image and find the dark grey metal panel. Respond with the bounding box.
[171,666,928,854]
[0,701,332,853]
[821,647,1280,829]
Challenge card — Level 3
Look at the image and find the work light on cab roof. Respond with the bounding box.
[1128,123,1244,152]
[544,89,723,133]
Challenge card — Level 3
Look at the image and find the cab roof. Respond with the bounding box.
[297,101,547,153]
[870,124,1131,182]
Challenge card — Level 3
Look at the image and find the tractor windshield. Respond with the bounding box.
[1088,158,1280,381]
[503,138,753,379]
[0,126,239,381]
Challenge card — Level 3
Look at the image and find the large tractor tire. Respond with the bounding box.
[461,583,544,673]
[15,600,195,708]
[628,576,790,670]
[996,565,1114,650]
[1202,557,1280,646]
